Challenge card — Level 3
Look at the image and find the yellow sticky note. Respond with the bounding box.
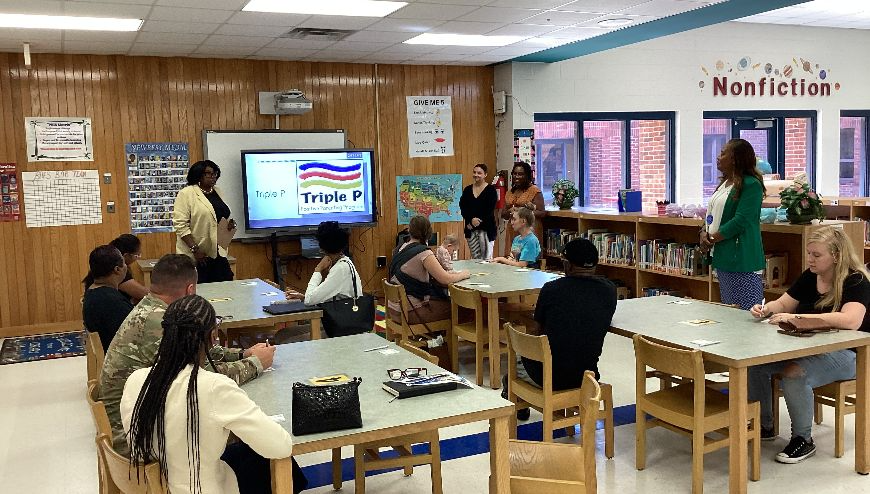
[309,374,350,385]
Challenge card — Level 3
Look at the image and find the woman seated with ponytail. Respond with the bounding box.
[121,295,307,494]
[82,245,134,351]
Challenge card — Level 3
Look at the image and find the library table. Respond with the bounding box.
[244,333,514,494]
[196,278,323,340]
[136,255,236,287]
[610,295,870,494]
[453,259,562,389]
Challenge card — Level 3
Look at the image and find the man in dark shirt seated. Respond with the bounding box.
[503,238,618,420]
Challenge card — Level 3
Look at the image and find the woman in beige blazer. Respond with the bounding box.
[173,160,236,283]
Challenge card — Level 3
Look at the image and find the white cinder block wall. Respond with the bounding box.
[495,21,870,203]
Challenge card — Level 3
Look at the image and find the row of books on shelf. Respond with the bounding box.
[637,239,709,277]
[544,228,636,266]
[640,286,684,297]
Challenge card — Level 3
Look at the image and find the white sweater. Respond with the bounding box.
[121,365,292,494]
[304,257,364,306]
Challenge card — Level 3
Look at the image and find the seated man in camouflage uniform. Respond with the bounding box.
[99,254,275,455]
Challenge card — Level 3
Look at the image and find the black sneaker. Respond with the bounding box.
[761,427,777,441]
[775,436,816,464]
[516,407,531,421]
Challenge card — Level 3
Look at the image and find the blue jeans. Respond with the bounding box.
[748,350,856,439]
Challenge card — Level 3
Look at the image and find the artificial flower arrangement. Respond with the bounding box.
[552,179,579,209]
[779,178,825,224]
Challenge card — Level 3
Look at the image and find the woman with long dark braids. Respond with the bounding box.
[121,295,304,494]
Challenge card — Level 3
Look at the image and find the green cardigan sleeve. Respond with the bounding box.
[718,177,762,239]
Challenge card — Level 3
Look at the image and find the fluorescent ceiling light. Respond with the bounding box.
[243,0,407,17]
[597,18,633,28]
[404,33,522,47]
[0,13,143,31]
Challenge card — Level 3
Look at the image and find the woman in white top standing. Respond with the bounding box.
[285,221,363,306]
[121,295,306,494]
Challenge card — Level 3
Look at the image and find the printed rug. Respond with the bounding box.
[0,331,86,365]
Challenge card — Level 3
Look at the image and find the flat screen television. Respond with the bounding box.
[240,148,377,233]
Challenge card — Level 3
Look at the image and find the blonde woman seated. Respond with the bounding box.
[748,226,870,464]
[492,207,541,268]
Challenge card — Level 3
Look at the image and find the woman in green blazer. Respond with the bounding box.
[701,138,766,309]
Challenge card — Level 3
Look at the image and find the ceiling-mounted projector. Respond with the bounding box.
[258,90,313,115]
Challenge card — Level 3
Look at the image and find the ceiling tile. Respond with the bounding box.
[141,20,220,34]
[345,30,416,43]
[148,6,235,23]
[299,15,382,30]
[224,11,311,26]
[128,42,198,55]
[523,10,601,26]
[485,0,571,8]
[620,0,709,17]
[328,40,394,52]
[63,31,139,42]
[0,27,62,41]
[60,2,152,18]
[380,43,438,54]
[566,0,647,11]
[253,47,318,59]
[135,31,209,44]
[304,50,365,61]
[387,2,479,21]
[410,0,490,4]
[0,0,62,15]
[413,53,463,61]
[193,45,259,56]
[432,44,493,55]
[265,38,337,50]
[66,0,155,4]
[456,7,540,23]
[21,41,63,52]
[576,14,655,27]
[486,23,562,37]
[213,24,291,37]
[357,52,413,62]
[203,34,273,47]
[430,21,505,34]
[545,26,610,39]
[154,0,247,9]
[366,18,445,32]
[63,40,132,53]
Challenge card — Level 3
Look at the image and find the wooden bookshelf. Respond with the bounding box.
[541,207,864,302]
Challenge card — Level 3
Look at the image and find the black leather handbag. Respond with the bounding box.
[320,260,375,338]
[291,377,363,435]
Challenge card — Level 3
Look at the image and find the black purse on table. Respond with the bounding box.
[320,259,376,338]
[292,377,363,436]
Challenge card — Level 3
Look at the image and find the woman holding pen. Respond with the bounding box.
[748,226,870,464]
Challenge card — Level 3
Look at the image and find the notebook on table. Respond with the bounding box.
[381,379,458,399]
[262,300,319,315]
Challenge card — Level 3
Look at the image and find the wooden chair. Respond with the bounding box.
[382,278,451,343]
[509,370,601,494]
[449,284,507,386]
[86,331,106,383]
[505,323,614,458]
[633,334,760,494]
[772,375,856,457]
[96,433,166,494]
[87,380,118,494]
[330,339,443,494]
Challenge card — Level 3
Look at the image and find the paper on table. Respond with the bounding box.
[668,300,693,305]
[217,217,236,256]
[268,414,286,422]
[240,281,257,286]
[679,319,719,327]
[378,348,399,355]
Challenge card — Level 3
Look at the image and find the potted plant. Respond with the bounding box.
[779,180,825,224]
[552,179,579,210]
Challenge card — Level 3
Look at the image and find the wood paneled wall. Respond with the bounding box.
[0,53,495,329]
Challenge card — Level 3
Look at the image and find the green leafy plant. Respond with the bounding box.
[552,179,579,209]
[779,180,825,222]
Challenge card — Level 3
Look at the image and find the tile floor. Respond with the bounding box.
[1,333,867,493]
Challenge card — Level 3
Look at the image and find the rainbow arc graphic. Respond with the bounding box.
[298,162,362,189]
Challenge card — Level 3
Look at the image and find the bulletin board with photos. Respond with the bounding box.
[125,142,189,233]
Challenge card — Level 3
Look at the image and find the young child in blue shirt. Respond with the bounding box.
[493,206,540,268]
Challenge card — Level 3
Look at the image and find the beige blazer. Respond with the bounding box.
[173,185,227,259]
